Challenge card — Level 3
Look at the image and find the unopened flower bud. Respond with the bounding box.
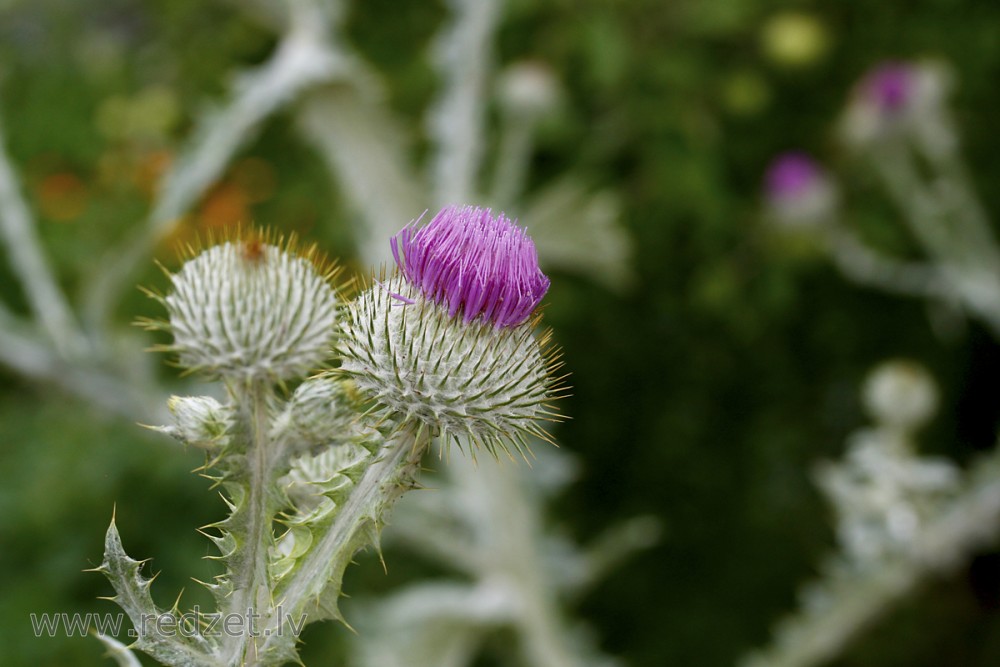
[497,61,561,118]
[863,359,938,431]
[337,206,565,458]
[159,234,339,381]
[271,377,369,450]
[158,395,232,449]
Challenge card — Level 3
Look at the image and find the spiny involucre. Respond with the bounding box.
[143,231,341,381]
[336,205,567,460]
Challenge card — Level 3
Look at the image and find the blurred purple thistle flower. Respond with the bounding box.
[765,151,824,201]
[861,62,915,113]
[391,205,550,328]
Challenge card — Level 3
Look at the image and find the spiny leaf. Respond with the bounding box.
[99,518,219,667]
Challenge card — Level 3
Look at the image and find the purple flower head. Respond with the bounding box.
[861,62,916,113]
[764,151,824,201]
[391,205,550,328]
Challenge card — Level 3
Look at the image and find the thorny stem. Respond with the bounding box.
[224,380,277,667]
[869,142,1000,334]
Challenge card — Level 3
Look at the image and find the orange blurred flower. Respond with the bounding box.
[37,172,89,222]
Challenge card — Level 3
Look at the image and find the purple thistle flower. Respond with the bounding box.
[861,62,915,113]
[391,205,550,328]
[765,151,824,201]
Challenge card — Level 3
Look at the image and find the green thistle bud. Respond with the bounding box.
[270,377,371,451]
[156,395,232,450]
[863,359,938,432]
[146,232,341,382]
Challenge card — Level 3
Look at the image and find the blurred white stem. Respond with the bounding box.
[352,581,515,667]
[83,8,340,332]
[573,515,662,597]
[0,309,165,422]
[926,148,998,254]
[428,0,502,204]
[451,456,580,667]
[824,226,950,299]
[298,84,425,263]
[95,633,143,667]
[0,118,85,358]
[742,449,1000,667]
[872,143,960,262]
[490,112,538,209]
[871,142,1000,333]
[384,509,482,576]
[0,309,60,381]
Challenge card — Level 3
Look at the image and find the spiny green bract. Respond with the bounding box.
[271,443,374,583]
[336,275,567,461]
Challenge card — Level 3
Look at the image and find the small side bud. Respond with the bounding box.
[155,395,232,450]
[497,61,561,119]
[271,377,370,450]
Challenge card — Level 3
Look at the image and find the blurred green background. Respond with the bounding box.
[4,0,1000,665]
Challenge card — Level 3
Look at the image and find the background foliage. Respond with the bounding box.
[3,0,1000,665]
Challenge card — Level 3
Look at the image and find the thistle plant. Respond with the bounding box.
[94,208,563,667]
[747,59,1000,667]
[816,361,959,566]
[763,151,837,231]
[0,1,637,664]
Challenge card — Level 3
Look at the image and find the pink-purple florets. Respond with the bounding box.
[861,62,915,113]
[765,151,823,201]
[391,206,550,329]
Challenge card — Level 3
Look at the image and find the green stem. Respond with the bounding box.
[224,380,277,667]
